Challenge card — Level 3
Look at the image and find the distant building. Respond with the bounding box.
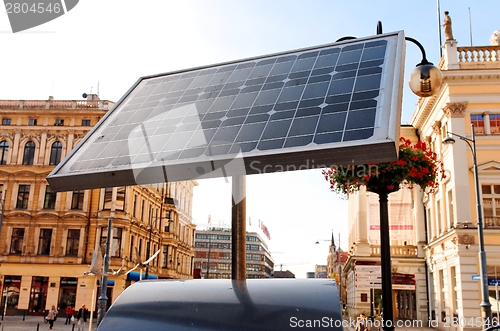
[194,227,274,279]
[314,264,327,278]
[273,270,295,278]
[324,233,347,304]
[306,272,315,279]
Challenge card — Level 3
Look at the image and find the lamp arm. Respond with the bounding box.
[405,37,430,66]
[446,131,474,151]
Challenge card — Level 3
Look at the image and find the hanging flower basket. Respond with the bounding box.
[322,137,446,195]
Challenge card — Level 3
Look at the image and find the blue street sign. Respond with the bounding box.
[472,275,480,280]
[489,279,500,286]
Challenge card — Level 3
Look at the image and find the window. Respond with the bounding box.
[129,235,135,260]
[2,118,11,125]
[22,141,35,165]
[66,229,80,256]
[491,114,500,134]
[28,119,37,126]
[71,190,85,210]
[16,185,30,209]
[10,228,25,254]
[447,190,454,228]
[43,186,57,209]
[49,141,63,165]
[0,140,8,164]
[37,229,53,255]
[81,119,91,126]
[133,194,137,218]
[470,114,485,135]
[138,238,143,261]
[162,245,169,268]
[100,227,123,257]
[54,119,64,126]
[436,199,442,232]
[116,187,125,211]
[103,187,113,209]
[482,184,500,227]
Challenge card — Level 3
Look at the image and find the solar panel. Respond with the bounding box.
[47,31,404,191]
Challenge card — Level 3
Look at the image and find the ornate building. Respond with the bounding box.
[409,33,500,330]
[344,30,500,329]
[0,96,196,316]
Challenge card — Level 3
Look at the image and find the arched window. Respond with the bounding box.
[49,141,62,165]
[0,140,9,164]
[22,141,35,165]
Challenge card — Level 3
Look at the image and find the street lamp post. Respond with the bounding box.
[97,219,112,326]
[443,123,492,327]
[0,191,5,236]
[145,217,156,280]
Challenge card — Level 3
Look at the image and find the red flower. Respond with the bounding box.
[323,136,446,195]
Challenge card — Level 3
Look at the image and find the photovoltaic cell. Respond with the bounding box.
[47,31,405,191]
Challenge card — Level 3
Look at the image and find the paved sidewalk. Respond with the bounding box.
[0,316,98,331]
[343,317,437,331]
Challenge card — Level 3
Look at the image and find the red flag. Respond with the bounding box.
[208,215,211,224]
[261,222,271,240]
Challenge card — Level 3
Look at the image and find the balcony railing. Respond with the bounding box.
[485,216,500,228]
[370,245,418,257]
[457,46,500,64]
[0,99,113,110]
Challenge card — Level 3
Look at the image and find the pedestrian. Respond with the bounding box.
[65,305,74,324]
[46,305,58,330]
[355,313,367,331]
[76,304,89,331]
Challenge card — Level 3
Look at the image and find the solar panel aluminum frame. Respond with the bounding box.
[47,31,405,192]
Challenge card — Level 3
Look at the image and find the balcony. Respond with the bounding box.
[164,197,178,205]
[438,45,500,70]
[0,99,114,110]
[370,245,418,257]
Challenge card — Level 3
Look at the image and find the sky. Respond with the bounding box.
[1,0,499,278]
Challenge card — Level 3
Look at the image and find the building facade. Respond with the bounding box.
[0,96,196,316]
[344,30,500,330]
[193,227,274,279]
[409,34,500,330]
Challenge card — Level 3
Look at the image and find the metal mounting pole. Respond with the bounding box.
[231,176,246,280]
[97,219,112,326]
[379,192,394,331]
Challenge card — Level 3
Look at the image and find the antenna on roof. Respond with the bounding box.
[437,0,442,57]
[468,7,473,46]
